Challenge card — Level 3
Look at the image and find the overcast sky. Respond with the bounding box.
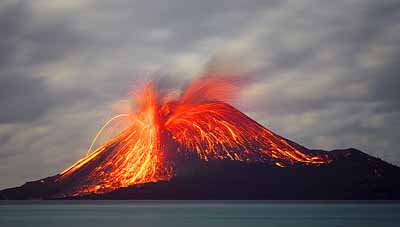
[1,0,399,189]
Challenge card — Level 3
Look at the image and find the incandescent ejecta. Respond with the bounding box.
[57,75,329,196]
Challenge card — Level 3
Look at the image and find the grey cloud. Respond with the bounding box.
[246,0,400,113]
[0,1,27,68]
[0,72,56,123]
[0,1,85,67]
[0,70,91,123]
[0,1,91,123]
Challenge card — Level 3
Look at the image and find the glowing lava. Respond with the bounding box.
[58,75,329,196]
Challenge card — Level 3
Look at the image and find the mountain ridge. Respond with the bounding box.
[1,148,399,200]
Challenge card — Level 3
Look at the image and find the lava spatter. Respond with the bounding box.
[57,75,329,196]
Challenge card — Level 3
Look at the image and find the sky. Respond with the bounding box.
[0,0,399,189]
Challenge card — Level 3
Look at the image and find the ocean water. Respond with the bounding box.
[0,201,399,227]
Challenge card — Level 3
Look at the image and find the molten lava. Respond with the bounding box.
[57,75,329,196]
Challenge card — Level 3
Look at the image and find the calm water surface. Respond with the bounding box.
[0,201,399,227]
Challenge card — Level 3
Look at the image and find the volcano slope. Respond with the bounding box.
[1,76,399,200]
[76,148,400,200]
[2,147,399,200]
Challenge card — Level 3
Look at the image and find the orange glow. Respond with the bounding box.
[58,74,329,196]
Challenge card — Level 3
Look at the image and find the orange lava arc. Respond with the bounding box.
[58,75,329,196]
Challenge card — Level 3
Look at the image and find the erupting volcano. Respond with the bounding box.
[56,75,328,196]
[1,75,399,200]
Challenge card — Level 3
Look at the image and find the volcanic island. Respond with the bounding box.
[1,75,399,200]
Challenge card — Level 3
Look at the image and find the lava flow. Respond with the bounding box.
[57,75,329,196]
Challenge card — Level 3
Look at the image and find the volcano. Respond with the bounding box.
[1,75,399,200]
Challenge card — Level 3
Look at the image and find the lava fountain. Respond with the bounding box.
[57,75,329,196]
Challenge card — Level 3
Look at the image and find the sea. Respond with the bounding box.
[0,201,399,227]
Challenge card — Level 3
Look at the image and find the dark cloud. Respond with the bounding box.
[0,72,55,123]
[0,1,85,67]
[244,0,400,114]
[0,70,91,123]
[0,1,27,68]
[0,1,90,123]
[369,53,400,112]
